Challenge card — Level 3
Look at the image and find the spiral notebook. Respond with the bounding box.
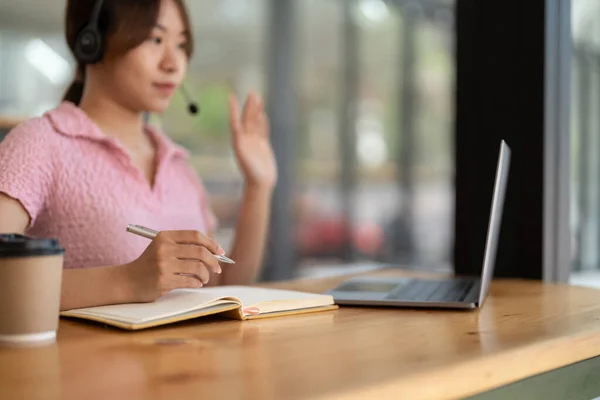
[60,286,337,330]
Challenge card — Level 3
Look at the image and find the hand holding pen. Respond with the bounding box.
[124,225,235,302]
[127,225,235,264]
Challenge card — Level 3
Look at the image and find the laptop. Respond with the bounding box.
[327,140,511,309]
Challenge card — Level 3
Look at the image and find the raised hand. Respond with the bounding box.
[229,92,277,190]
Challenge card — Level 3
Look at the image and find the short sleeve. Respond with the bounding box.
[0,119,55,227]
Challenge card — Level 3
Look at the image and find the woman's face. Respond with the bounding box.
[95,0,189,113]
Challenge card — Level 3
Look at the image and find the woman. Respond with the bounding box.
[0,0,277,310]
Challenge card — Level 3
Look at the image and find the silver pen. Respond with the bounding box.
[126,224,235,264]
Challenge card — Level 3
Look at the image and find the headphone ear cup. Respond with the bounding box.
[74,26,103,64]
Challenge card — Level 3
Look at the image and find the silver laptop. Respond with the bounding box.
[327,140,511,309]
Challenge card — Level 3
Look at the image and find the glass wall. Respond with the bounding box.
[0,0,456,279]
[291,0,455,276]
[571,0,600,282]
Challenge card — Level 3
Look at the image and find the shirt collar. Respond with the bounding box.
[45,101,189,160]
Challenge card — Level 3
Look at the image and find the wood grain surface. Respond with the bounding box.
[2,268,600,400]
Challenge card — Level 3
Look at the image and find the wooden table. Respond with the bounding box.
[0,115,26,141]
[2,268,600,400]
[0,115,26,130]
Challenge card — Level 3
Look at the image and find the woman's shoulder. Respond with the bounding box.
[1,103,71,147]
[1,117,57,155]
[0,102,95,154]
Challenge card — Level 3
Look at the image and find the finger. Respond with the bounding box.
[254,95,265,134]
[240,92,252,125]
[165,230,224,255]
[176,244,222,274]
[177,260,211,284]
[199,246,222,274]
[176,274,204,289]
[242,92,258,127]
[195,261,212,282]
[255,94,264,113]
[248,96,263,135]
[259,113,270,137]
[228,94,242,135]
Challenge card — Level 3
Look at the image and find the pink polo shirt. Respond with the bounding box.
[0,101,218,269]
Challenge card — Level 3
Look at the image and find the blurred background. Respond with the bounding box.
[570,0,600,286]
[0,0,456,280]
[0,0,597,284]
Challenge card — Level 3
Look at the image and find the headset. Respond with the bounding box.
[73,0,105,65]
[73,0,199,115]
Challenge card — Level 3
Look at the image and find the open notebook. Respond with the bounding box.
[60,286,338,330]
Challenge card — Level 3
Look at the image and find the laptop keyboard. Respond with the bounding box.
[386,279,475,303]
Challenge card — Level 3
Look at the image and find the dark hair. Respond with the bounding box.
[63,0,194,105]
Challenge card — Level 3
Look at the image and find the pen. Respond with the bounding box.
[126,224,235,264]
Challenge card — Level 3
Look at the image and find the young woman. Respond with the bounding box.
[0,0,277,310]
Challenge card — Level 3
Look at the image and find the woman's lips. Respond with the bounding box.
[153,83,176,96]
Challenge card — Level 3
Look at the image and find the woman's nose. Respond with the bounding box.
[160,47,179,73]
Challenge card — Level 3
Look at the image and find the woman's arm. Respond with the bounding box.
[0,193,29,232]
[0,193,222,310]
[208,92,277,286]
[0,193,132,310]
[211,185,273,286]
[60,264,135,310]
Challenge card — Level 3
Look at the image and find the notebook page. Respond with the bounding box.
[63,289,240,323]
[197,286,334,312]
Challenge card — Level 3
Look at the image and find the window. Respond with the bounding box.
[292,0,455,277]
[0,0,456,279]
[570,0,600,285]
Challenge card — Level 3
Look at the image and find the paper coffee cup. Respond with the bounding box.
[0,234,64,347]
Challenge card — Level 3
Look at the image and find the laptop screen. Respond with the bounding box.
[477,140,511,305]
